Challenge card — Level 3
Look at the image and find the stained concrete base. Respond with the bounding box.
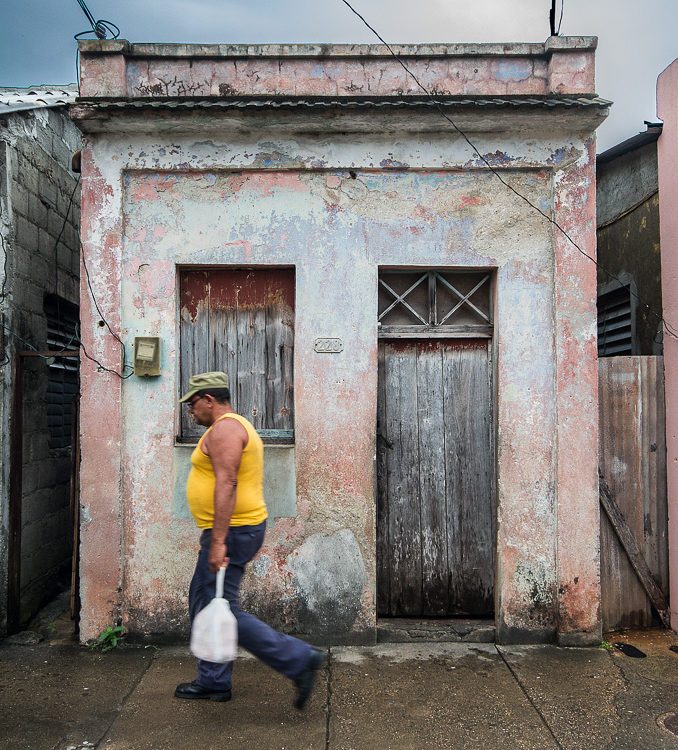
[377,618,495,643]
[1,629,677,749]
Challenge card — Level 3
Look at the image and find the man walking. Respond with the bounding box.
[174,371,324,707]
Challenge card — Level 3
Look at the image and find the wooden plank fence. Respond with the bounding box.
[598,356,669,630]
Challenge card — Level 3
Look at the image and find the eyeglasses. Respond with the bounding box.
[187,395,206,411]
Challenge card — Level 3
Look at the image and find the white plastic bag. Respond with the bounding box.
[190,567,238,663]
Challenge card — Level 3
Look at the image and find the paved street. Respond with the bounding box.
[1,622,677,749]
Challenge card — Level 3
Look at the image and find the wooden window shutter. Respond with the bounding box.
[180,269,294,442]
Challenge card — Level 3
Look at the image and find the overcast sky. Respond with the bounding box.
[0,0,675,151]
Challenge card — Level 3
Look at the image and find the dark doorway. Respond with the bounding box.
[7,338,80,634]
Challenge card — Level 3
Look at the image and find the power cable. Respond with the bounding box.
[76,322,132,378]
[49,174,132,378]
[80,239,134,379]
[0,231,8,299]
[0,179,132,377]
[54,176,81,327]
[338,0,678,343]
[73,0,120,40]
[0,321,66,360]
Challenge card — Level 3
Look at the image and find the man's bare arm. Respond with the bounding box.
[204,418,248,573]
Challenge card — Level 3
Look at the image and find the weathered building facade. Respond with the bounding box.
[0,87,81,635]
[72,38,608,645]
[596,123,663,356]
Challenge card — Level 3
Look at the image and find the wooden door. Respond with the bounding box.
[376,338,495,617]
[598,356,668,629]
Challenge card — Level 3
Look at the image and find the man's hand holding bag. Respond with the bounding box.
[190,566,238,663]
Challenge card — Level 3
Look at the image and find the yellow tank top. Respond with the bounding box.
[186,413,268,529]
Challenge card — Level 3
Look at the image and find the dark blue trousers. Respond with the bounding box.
[189,523,312,691]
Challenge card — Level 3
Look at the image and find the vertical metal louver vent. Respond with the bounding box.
[43,295,80,449]
[597,285,634,357]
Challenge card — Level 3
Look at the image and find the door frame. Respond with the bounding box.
[375,267,498,620]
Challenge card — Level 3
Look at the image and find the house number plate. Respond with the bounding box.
[314,337,344,353]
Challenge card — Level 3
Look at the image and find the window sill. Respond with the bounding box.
[175,429,294,448]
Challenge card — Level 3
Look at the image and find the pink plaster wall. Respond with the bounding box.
[658,58,678,631]
[553,138,601,643]
[78,39,597,100]
[78,146,125,639]
[80,53,127,99]
[74,40,604,644]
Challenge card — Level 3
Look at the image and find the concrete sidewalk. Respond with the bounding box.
[1,627,677,749]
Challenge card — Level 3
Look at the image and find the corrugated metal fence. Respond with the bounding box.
[598,356,669,630]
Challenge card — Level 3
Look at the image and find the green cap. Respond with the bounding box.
[179,371,230,403]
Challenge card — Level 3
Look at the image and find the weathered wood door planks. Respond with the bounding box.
[377,339,495,617]
[598,355,669,629]
[179,269,294,440]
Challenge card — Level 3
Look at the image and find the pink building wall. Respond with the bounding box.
[72,39,607,645]
[658,58,678,631]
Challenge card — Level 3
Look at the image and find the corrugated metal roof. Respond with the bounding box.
[0,86,79,115]
[74,95,612,111]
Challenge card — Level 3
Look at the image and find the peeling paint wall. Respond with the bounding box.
[74,40,604,645]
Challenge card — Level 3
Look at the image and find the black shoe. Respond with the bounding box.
[294,648,325,710]
[174,680,232,702]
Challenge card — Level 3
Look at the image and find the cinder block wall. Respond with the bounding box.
[0,106,81,632]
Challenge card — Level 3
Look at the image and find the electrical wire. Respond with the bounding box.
[557,0,565,36]
[80,239,134,379]
[74,21,120,41]
[0,232,8,299]
[54,176,81,306]
[73,0,120,40]
[0,321,65,360]
[0,177,132,377]
[75,322,132,378]
[49,173,132,378]
[338,0,678,343]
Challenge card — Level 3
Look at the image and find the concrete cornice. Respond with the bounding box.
[77,37,600,102]
[77,37,598,59]
[69,98,609,137]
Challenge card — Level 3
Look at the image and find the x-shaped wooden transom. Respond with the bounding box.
[378,272,491,325]
[436,273,491,324]
[378,273,428,324]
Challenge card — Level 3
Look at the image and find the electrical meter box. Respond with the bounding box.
[133,336,161,377]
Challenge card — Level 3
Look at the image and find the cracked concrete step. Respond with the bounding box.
[377,618,495,643]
